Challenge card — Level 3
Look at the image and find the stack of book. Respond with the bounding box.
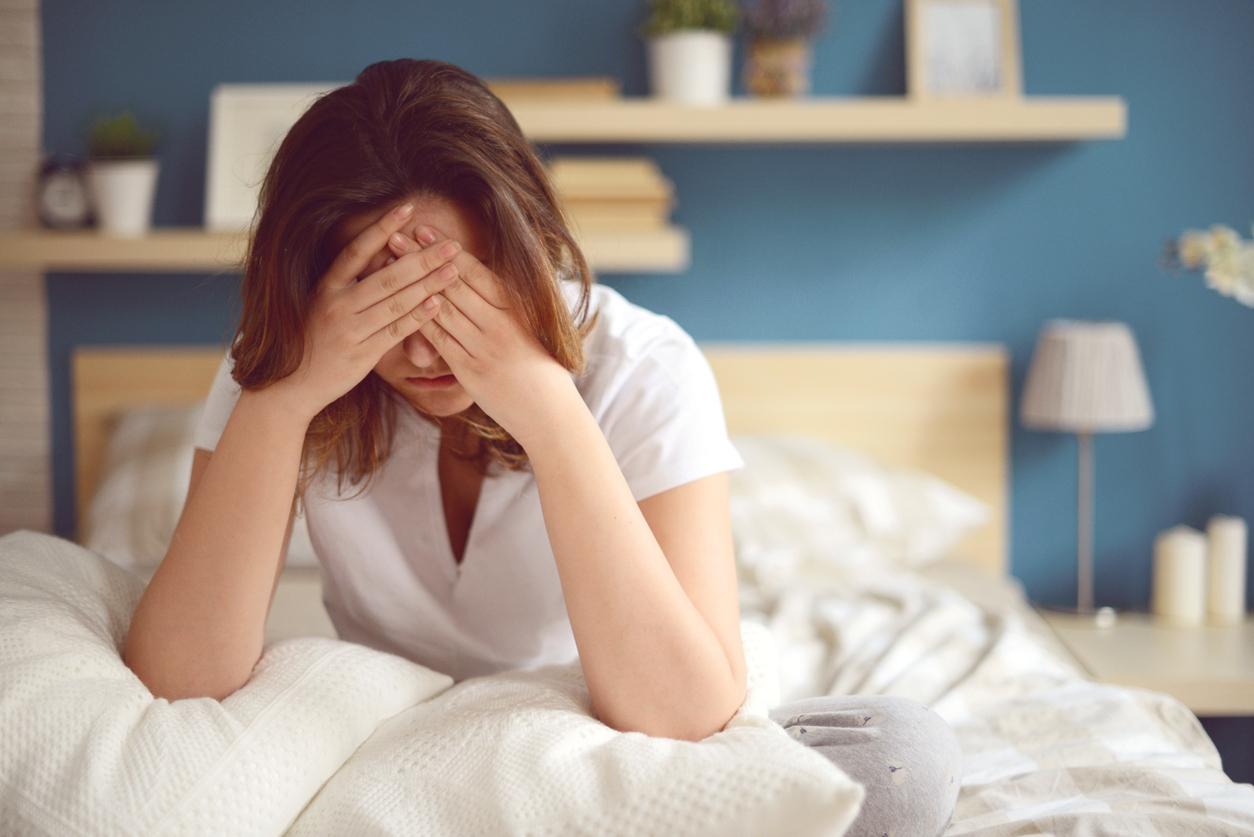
[485,76,620,102]
[547,157,676,232]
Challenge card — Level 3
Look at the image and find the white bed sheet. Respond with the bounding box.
[738,552,1254,835]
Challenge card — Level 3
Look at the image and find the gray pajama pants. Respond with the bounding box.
[770,695,962,837]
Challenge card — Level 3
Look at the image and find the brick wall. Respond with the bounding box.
[0,0,49,535]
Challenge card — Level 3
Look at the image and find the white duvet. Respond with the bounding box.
[11,492,1254,836]
[0,531,863,837]
[736,547,1254,835]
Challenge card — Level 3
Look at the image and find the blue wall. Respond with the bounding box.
[42,0,1254,610]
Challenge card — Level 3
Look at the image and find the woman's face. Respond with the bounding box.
[334,196,488,417]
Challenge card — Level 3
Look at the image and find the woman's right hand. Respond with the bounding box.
[269,202,463,422]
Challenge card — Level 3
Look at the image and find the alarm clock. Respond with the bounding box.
[36,159,92,229]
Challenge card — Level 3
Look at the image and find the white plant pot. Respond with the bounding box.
[647,30,732,106]
[88,158,160,238]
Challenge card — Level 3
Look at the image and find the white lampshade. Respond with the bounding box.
[1020,320,1154,433]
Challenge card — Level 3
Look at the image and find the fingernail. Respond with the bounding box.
[390,232,411,252]
[439,241,461,258]
[386,256,396,265]
[422,297,439,311]
[394,203,414,220]
[438,263,457,281]
[416,227,437,245]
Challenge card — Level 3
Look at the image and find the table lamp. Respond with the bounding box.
[1020,320,1154,614]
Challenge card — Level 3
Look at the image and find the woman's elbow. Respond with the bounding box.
[124,641,253,702]
[604,677,748,742]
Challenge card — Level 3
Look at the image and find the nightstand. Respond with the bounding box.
[1037,610,1254,716]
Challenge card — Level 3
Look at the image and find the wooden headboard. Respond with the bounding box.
[72,342,1008,574]
[71,345,227,538]
[703,343,1008,576]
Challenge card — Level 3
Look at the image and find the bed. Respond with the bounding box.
[0,341,1251,836]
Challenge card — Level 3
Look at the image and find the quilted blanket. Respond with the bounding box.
[0,531,862,837]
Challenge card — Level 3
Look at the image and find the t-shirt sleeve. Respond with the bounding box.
[587,324,744,502]
[193,355,241,452]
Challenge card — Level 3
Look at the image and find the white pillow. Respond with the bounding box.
[285,622,864,837]
[729,435,988,584]
[0,530,452,836]
[85,403,319,569]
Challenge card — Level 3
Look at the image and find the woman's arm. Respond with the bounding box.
[415,243,746,740]
[529,422,747,742]
[125,203,462,700]
[125,401,307,701]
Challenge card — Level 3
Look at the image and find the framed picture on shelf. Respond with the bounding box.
[204,83,342,230]
[906,0,1023,100]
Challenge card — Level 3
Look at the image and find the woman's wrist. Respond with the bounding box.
[504,372,593,459]
[235,385,317,438]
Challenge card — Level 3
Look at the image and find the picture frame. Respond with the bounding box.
[204,83,343,230]
[201,78,611,231]
[905,0,1023,100]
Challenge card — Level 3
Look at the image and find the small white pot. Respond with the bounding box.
[647,30,733,106]
[88,158,160,238]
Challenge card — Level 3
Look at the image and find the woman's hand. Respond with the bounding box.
[270,203,464,422]
[389,226,579,445]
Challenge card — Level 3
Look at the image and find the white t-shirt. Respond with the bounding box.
[195,284,743,681]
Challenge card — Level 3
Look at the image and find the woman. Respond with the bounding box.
[125,58,744,742]
[124,59,960,834]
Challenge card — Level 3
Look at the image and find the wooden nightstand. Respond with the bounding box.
[1037,610,1254,716]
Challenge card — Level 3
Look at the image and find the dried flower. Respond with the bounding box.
[744,0,829,40]
[1163,224,1254,307]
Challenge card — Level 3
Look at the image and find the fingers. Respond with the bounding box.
[349,238,462,313]
[448,251,509,309]
[426,290,479,353]
[385,224,439,261]
[417,248,519,358]
[359,272,452,358]
[433,272,499,335]
[357,258,459,342]
[417,309,470,365]
[351,225,510,363]
[390,226,505,310]
[420,273,514,364]
[362,303,434,359]
[322,202,415,291]
[378,227,503,312]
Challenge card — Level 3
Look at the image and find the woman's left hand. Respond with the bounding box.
[386,230,745,741]
[389,228,579,444]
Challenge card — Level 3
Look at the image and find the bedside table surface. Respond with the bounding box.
[1038,610,1254,716]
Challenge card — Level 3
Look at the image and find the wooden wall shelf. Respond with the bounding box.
[0,226,691,274]
[0,229,248,273]
[506,96,1127,143]
[0,95,1125,276]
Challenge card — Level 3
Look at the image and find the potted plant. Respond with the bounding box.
[742,0,829,97]
[86,112,159,237]
[640,0,741,106]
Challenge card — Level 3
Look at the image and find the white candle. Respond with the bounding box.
[1152,525,1207,627]
[1208,515,1248,626]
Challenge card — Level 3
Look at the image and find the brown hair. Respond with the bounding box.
[231,59,592,490]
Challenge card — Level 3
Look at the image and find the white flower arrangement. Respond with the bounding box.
[1165,224,1254,307]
